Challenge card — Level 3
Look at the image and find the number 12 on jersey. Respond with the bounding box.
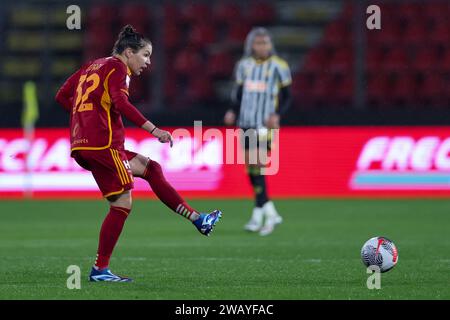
[74,73,100,114]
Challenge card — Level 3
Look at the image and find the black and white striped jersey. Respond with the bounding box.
[234,55,292,129]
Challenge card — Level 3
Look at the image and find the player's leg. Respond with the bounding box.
[243,130,281,235]
[127,152,222,236]
[254,131,282,236]
[74,149,134,282]
[244,157,267,232]
[242,129,267,232]
[128,152,199,221]
[94,190,131,270]
[89,190,133,282]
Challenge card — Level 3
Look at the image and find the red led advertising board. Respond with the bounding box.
[1,127,450,198]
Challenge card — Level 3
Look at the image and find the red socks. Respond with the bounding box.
[143,160,199,221]
[94,160,199,270]
[94,206,130,270]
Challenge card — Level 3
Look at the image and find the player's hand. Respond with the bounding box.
[224,110,236,126]
[152,128,173,147]
[266,113,280,129]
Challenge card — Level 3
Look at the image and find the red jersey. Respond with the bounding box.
[55,56,147,152]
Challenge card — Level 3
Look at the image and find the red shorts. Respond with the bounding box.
[72,148,138,197]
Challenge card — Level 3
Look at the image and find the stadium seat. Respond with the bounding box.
[424,2,449,23]
[397,3,422,23]
[50,33,83,51]
[83,27,114,60]
[418,73,446,107]
[2,57,42,78]
[213,3,243,25]
[173,49,203,77]
[301,46,329,73]
[402,21,429,47]
[333,74,353,105]
[51,59,79,77]
[226,23,251,46]
[181,3,211,24]
[446,77,450,104]
[246,1,276,26]
[429,21,450,46]
[163,3,182,25]
[206,51,234,78]
[309,73,334,107]
[414,47,440,73]
[382,47,409,73]
[119,3,151,29]
[9,7,46,27]
[87,3,116,28]
[339,2,354,20]
[129,77,150,103]
[188,23,217,48]
[48,7,69,26]
[163,67,178,104]
[367,73,390,107]
[163,23,182,50]
[7,31,45,51]
[329,47,353,73]
[291,72,314,108]
[441,48,450,73]
[365,47,385,73]
[390,72,417,106]
[368,21,402,48]
[322,20,351,47]
[186,76,214,104]
[0,81,21,103]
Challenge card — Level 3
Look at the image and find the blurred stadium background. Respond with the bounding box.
[0,0,449,300]
[1,0,449,127]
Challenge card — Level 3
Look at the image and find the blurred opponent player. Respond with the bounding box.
[224,27,292,236]
[56,25,222,282]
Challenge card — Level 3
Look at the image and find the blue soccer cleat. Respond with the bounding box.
[88,267,133,282]
[193,210,222,236]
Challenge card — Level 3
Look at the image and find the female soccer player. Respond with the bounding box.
[56,25,221,282]
[224,27,292,236]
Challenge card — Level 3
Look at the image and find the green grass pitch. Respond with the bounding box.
[0,198,449,299]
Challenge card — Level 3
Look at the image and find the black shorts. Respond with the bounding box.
[240,128,273,151]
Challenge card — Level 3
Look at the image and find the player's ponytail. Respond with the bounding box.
[112,24,151,55]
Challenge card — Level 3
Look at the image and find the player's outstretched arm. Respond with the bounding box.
[224,83,243,126]
[266,85,292,129]
[224,110,236,126]
[55,69,81,112]
[277,85,292,116]
[112,93,173,147]
[108,65,173,147]
[142,121,173,148]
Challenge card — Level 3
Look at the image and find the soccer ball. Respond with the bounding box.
[361,236,398,273]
